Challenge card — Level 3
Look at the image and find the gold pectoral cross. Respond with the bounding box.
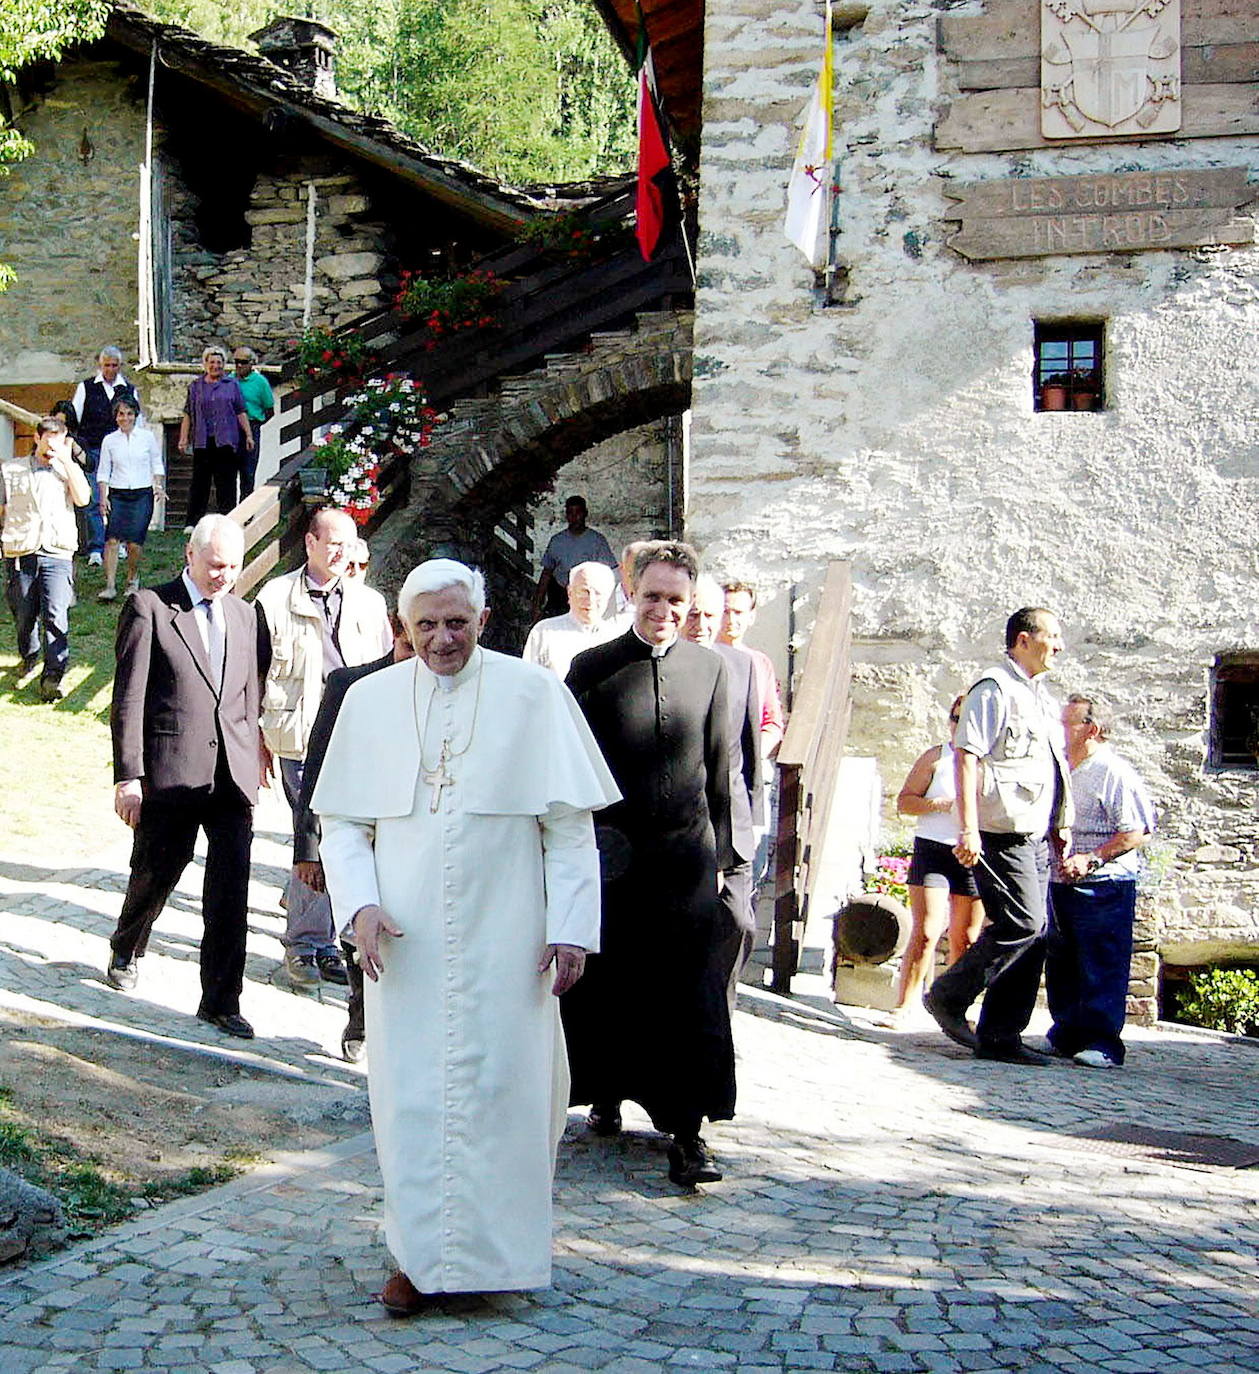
[423,740,454,814]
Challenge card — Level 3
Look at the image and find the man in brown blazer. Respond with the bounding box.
[104,515,269,1038]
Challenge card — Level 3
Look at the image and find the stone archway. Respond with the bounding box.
[372,309,693,646]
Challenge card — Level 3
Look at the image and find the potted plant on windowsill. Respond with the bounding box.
[1040,372,1072,411]
[1070,367,1101,411]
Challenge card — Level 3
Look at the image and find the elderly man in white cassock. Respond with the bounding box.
[312,558,619,1315]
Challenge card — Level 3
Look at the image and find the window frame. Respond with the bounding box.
[1033,319,1106,412]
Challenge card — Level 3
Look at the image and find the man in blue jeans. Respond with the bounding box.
[1,416,91,700]
[1046,694,1155,1068]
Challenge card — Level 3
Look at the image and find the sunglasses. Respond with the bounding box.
[949,714,960,724]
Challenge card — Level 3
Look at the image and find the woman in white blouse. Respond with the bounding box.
[96,396,164,602]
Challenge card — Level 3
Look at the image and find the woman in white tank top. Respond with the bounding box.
[890,695,984,1022]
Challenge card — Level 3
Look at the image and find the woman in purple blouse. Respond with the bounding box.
[178,345,253,530]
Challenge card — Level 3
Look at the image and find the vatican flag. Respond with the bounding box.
[784,0,834,267]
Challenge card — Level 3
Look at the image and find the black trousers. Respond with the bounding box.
[718,860,755,1019]
[187,440,239,525]
[110,786,253,1017]
[928,831,1048,1051]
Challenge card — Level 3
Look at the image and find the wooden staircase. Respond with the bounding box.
[233,187,693,598]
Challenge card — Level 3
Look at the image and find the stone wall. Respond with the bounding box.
[0,60,145,388]
[170,165,391,362]
[0,57,391,417]
[688,0,1259,965]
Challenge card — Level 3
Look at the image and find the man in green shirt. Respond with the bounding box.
[232,347,275,499]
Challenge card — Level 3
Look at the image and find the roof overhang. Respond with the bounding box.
[98,2,544,232]
[588,0,705,145]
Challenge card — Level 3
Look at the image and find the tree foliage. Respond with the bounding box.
[141,0,635,184]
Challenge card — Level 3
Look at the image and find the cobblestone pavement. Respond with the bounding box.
[1,796,1257,1372]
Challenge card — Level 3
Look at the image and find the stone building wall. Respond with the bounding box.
[169,165,391,362]
[0,60,145,388]
[0,57,391,419]
[687,0,1259,970]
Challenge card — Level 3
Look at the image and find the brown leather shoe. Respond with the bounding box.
[380,1270,426,1316]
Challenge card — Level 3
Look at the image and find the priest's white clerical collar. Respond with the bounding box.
[632,626,676,658]
[422,645,483,692]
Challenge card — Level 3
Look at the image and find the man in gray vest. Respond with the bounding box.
[924,607,1073,1066]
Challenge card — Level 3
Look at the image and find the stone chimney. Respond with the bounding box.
[249,16,338,100]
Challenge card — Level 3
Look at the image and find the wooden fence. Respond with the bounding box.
[771,562,854,994]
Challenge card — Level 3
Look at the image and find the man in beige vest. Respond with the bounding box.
[255,506,391,988]
[925,607,1073,1066]
[1,416,91,700]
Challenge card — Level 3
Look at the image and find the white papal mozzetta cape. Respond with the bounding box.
[311,648,619,1292]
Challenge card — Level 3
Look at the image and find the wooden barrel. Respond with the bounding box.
[832,895,911,966]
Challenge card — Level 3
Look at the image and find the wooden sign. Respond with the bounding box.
[946,167,1257,259]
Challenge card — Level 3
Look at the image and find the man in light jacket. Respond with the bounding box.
[925,607,1073,1066]
[255,506,391,989]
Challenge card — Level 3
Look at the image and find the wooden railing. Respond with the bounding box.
[771,562,854,995]
[0,398,41,427]
[233,190,692,598]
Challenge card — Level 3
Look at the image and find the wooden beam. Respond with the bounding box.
[955,43,1259,91]
[936,83,1259,153]
[940,0,1259,61]
[0,397,41,426]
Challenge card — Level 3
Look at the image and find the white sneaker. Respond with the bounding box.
[1074,1049,1120,1069]
[87,551,103,567]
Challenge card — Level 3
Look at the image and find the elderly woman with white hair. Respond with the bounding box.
[178,346,252,530]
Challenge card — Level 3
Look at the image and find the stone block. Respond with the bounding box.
[327,194,370,216]
[0,1167,66,1262]
[338,279,383,299]
[316,252,384,281]
[244,208,304,227]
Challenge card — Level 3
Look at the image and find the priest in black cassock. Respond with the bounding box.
[562,540,736,1188]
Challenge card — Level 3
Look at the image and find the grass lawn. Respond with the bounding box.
[0,530,190,863]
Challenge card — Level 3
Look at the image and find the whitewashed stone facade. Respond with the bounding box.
[688,0,1259,985]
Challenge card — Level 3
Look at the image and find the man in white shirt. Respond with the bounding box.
[0,416,91,699]
[925,607,1073,1067]
[255,507,392,990]
[523,561,619,680]
[71,346,142,567]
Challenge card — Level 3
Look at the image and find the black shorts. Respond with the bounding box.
[908,836,980,898]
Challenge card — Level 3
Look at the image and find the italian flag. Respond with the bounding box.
[635,23,674,262]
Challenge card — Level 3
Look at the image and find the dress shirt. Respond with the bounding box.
[306,572,345,679]
[98,427,164,490]
[182,569,225,687]
[72,372,144,423]
[185,376,246,449]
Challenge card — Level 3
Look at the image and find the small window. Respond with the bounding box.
[1209,653,1259,770]
[1034,321,1104,412]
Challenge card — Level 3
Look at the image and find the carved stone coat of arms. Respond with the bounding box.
[1042,0,1181,139]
